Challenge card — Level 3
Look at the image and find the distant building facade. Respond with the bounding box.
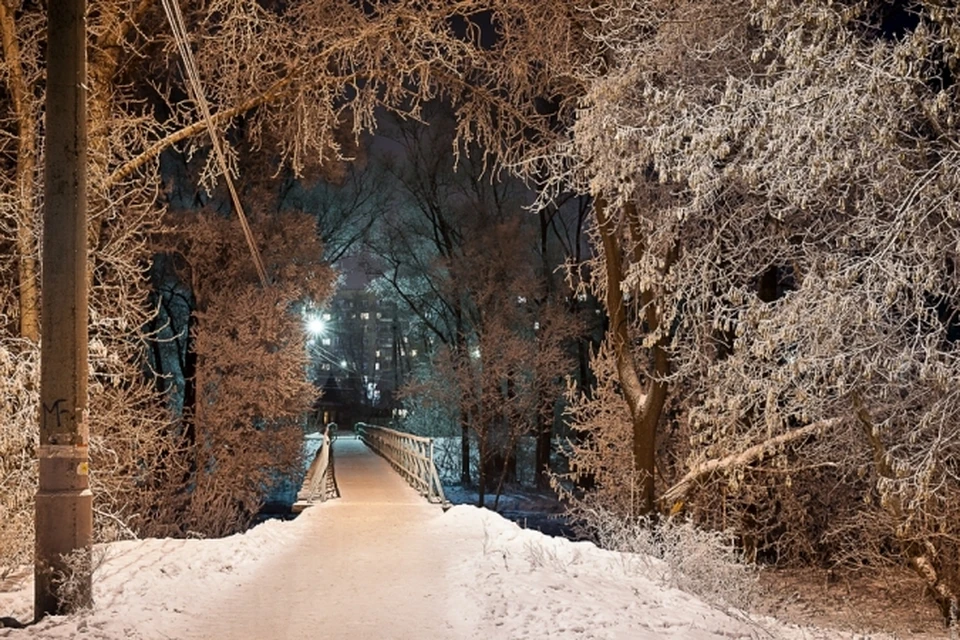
[308,287,427,425]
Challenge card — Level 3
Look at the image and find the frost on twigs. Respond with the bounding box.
[578,507,759,611]
[155,206,334,536]
[552,0,960,622]
[2,0,591,557]
[0,340,39,578]
[0,0,597,559]
[395,215,582,504]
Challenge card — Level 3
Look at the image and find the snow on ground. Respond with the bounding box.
[0,515,302,638]
[0,439,902,639]
[0,505,899,640]
[439,507,895,640]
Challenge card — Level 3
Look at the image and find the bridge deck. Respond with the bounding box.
[188,435,479,639]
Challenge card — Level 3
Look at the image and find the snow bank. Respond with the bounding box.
[0,503,890,639]
[440,506,874,640]
[0,513,306,639]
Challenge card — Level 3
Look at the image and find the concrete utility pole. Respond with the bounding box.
[36,0,92,618]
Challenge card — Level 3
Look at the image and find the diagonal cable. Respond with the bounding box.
[160,0,268,286]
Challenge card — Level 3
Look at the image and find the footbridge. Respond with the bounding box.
[293,422,448,512]
[190,424,471,639]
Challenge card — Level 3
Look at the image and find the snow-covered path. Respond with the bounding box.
[0,435,894,639]
[183,436,480,639]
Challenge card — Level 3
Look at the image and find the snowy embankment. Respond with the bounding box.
[1,505,887,639]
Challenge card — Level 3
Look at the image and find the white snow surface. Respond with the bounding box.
[1,438,880,639]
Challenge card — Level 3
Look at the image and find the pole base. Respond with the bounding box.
[34,489,93,619]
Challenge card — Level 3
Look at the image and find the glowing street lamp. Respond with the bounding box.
[306,316,327,336]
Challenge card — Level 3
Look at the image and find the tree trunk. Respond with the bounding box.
[477,428,487,508]
[455,316,471,485]
[500,370,517,486]
[855,399,959,624]
[535,415,552,489]
[0,4,40,342]
[181,312,198,450]
[86,2,159,274]
[86,52,119,279]
[532,203,565,489]
[461,420,471,486]
[493,433,519,510]
[568,293,596,491]
[595,197,661,514]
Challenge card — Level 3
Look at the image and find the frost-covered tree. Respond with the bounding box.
[156,206,333,535]
[399,215,580,506]
[550,0,960,620]
[1,2,175,572]
[367,109,584,495]
[0,0,589,569]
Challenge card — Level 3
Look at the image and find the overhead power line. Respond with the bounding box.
[159,0,268,286]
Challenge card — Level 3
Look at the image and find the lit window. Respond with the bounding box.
[411,349,418,357]
[360,312,370,320]
[376,312,382,319]
[322,312,331,321]
[375,350,381,358]
[375,362,380,371]
[321,363,331,370]
[322,338,331,346]
[533,322,540,331]
[517,296,527,304]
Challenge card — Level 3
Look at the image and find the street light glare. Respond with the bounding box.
[306,316,327,336]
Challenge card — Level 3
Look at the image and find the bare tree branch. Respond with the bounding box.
[661,419,839,508]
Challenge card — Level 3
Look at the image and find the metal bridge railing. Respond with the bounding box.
[294,423,340,511]
[355,422,447,506]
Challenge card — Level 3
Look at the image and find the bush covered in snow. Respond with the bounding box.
[574,507,759,611]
